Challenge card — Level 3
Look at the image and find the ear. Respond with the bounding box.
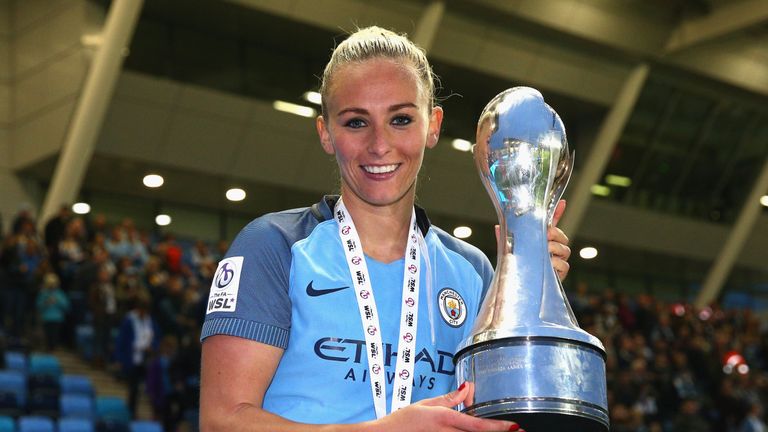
[426,106,444,149]
[316,115,335,155]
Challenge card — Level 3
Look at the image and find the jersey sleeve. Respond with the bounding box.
[200,216,293,349]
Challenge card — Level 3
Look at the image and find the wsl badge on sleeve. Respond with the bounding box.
[206,256,244,314]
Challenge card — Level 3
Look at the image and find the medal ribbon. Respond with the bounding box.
[334,199,421,419]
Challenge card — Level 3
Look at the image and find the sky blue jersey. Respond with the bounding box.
[202,196,493,424]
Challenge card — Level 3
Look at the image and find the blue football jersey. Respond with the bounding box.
[202,196,493,424]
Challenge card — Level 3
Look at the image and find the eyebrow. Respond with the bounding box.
[336,102,419,117]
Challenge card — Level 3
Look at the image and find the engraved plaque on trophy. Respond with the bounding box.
[454,87,609,431]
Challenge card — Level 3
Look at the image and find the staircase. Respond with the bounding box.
[52,348,154,420]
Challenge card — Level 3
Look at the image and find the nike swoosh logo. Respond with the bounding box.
[306,281,350,297]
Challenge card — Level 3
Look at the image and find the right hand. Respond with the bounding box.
[368,383,524,432]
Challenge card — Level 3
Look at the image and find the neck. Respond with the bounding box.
[340,192,415,263]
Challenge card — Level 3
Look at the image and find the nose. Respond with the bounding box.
[367,125,391,157]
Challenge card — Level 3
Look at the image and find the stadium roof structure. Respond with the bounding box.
[3,0,768,304]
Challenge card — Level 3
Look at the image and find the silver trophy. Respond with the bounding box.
[454,87,609,431]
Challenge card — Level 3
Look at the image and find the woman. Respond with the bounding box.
[200,26,571,431]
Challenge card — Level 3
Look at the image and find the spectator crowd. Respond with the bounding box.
[0,206,222,431]
[1,205,767,432]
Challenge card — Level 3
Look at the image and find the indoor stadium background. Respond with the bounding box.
[1,0,768,431]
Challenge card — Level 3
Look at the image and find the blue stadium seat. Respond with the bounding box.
[0,370,26,407]
[17,416,54,432]
[128,421,162,432]
[94,397,130,424]
[4,352,27,373]
[60,375,94,397]
[28,355,61,379]
[0,415,14,432]
[59,418,95,432]
[60,394,95,419]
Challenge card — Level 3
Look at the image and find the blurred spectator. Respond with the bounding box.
[36,272,69,350]
[58,218,87,291]
[146,335,182,431]
[672,397,711,432]
[1,233,26,338]
[44,204,71,273]
[739,400,767,432]
[116,295,159,417]
[89,265,117,367]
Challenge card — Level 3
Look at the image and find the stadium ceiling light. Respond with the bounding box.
[453,226,472,238]
[303,91,322,105]
[72,202,91,215]
[579,246,598,260]
[273,100,316,118]
[760,195,768,207]
[226,188,246,202]
[605,174,632,187]
[590,185,610,197]
[155,214,172,226]
[451,139,472,152]
[143,174,164,188]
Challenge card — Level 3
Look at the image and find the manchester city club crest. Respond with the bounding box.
[438,288,466,327]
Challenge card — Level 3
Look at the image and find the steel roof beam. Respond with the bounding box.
[665,0,768,53]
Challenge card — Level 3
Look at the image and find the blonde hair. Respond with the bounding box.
[319,26,437,116]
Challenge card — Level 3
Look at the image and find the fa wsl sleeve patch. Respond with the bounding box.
[206,256,244,314]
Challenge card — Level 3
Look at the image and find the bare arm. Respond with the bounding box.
[200,335,521,432]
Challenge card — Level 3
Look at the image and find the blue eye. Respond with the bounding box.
[345,118,366,128]
[392,115,412,126]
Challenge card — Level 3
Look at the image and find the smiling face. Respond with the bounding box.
[317,58,443,210]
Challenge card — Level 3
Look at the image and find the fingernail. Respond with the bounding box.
[508,425,520,432]
[457,382,466,392]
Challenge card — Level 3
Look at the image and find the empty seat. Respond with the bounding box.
[28,355,60,379]
[60,375,94,397]
[0,371,26,407]
[94,397,130,424]
[0,415,14,432]
[60,394,94,419]
[4,352,27,373]
[27,374,59,397]
[59,418,95,432]
[0,391,20,418]
[27,391,59,418]
[17,416,54,432]
[128,421,162,432]
[95,419,129,432]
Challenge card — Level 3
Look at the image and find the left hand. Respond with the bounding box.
[548,200,570,280]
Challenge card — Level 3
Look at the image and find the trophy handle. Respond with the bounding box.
[547,150,574,227]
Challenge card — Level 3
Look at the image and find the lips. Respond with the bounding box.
[362,164,400,174]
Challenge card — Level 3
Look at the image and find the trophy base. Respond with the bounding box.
[455,336,609,431]
[466,410,606,432]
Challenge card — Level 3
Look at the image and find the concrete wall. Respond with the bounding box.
[0,0,100,233]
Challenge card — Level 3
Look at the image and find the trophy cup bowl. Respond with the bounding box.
[454,87,609,431]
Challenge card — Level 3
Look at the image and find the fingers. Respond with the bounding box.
[446,409,522,432]
[547,226,569,247]
[551,255,570,281]
[419,382,470,408]
[551,199,566,227]
[548,226,571,281]
[461,381,475,409]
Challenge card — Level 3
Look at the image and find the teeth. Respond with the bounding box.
[363,164,398,174]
